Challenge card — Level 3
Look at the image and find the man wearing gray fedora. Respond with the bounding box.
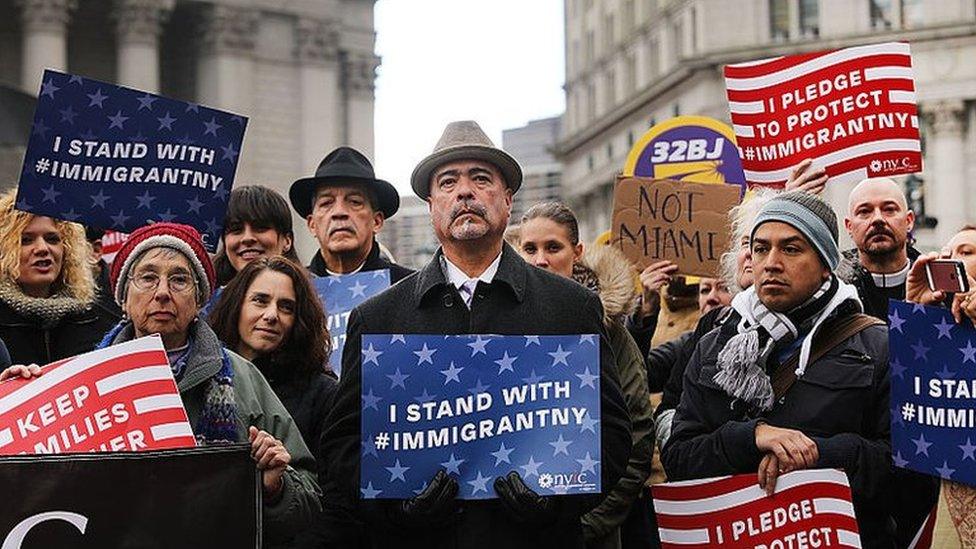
[289,146,413,282]
[319,121,632,548]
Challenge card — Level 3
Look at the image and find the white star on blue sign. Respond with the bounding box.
[359,334,601,500]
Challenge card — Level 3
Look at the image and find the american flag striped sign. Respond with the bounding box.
[652,469,862,548]
[724,42,921,188]
[0,335,196,454]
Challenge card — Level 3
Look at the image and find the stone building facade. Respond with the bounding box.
[558,0,976,249]
[0,0,379,258]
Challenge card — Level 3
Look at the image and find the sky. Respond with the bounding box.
[373,0,565,196]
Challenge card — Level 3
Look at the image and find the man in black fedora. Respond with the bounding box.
[289,146,413,281]
[319,121,631,548]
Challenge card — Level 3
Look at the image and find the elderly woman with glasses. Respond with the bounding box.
[2,222,321,547]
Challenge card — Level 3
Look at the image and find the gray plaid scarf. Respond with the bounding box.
[713,277,837,410]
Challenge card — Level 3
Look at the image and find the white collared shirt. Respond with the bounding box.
[442,252,502,291]
[325,262,365,276]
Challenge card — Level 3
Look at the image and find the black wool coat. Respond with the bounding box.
[308,239,414,283]
[318,244,632,549]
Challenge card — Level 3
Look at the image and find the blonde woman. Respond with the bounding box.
[0,189,119,365]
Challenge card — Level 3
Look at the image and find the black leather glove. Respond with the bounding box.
[493,471,559,525]
[388,469,459,528]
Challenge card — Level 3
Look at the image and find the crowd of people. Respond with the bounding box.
[0,117,974,549]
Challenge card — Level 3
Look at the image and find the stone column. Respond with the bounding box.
[195,5,257,179]
[112,0,173,93]
[342,51,380,159]
[18,0,75,94]
[296,17,340,173]
[195,5,257,115]
[925,100,969,245]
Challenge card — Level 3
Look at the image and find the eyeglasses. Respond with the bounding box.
[128,272,196,294]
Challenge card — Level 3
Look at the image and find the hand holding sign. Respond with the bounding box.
[653,469,862,549]
[249,426,290,499]
[725,42,921,188]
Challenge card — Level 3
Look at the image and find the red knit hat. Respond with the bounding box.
[110,222,216,304]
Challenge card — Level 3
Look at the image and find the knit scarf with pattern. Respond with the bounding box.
[0,279,91,328]
[712,275,861,411]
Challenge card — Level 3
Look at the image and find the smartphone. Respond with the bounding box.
[926,259,970,293]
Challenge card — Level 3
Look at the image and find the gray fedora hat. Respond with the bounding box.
[410,120,523,199]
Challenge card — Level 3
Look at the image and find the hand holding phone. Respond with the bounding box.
[926,259,970,293]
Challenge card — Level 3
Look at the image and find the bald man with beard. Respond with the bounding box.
[841,177,937,548]
[839,178,920,319]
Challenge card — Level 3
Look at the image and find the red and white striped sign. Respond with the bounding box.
[100,229,129,265]
[0,336,196,454]
[652,469,862,549]
[724,41,921,188]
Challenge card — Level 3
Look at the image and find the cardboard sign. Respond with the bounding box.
[624,115,746,193]
[0,336,195,455]
[313,269,391,378]
[725,41,921,188]
[360,334,601,500]
[652,469,862,549]
[888,300,976,487]
[0,446,258,548]
[16,69,248,251]
[611,177,739,277]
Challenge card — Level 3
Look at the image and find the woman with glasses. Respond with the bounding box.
[0,189,119,365]
[3,222,322,547]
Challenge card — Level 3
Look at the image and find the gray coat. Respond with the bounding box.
[319,244,632,549]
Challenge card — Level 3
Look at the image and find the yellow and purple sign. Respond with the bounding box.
[623,116,746,192]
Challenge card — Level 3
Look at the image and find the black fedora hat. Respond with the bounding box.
[289,147,400,218]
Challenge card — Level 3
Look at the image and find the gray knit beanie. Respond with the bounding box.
[751,190,840,269]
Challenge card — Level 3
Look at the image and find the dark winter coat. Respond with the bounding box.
[662,307,894,548]
[836,246,940,546]
[0,294,118,366]
[836,246,920,320]
[572,246,656,549]
[254,359,338,454]
[318,244,632,549]
[308,239,414,283]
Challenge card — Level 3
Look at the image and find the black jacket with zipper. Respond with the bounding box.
[308,239,414,283]
[0,298,119,366]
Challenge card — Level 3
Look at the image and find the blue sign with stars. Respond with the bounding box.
[16,69,247,251]
[313,270,391,377]
[889,300,976,488]
[359,333,601,500]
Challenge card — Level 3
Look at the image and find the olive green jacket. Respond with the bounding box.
[573,246,656,547]
[108,320,322,544]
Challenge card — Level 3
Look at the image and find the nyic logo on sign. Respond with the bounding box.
[869,156,920,176]
[538,471,596,492]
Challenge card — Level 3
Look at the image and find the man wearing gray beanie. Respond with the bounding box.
[662,191,896,548]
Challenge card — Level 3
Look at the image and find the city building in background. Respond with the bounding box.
[557,0,976,249]
[381,194,436,270]
[0,0,380,258]
[503,116,564,222]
